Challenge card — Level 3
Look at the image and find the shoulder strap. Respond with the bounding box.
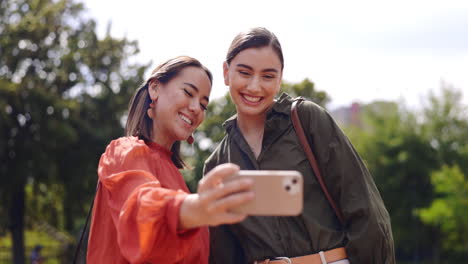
[291,99,345,226]
[73,181,101,264]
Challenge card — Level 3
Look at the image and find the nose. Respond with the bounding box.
[188,99,201,114]
[246,76,261,92]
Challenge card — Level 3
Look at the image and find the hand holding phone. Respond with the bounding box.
[180,163,255,229]
[224,170,303,216]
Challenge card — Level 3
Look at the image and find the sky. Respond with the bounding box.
[82,0,468,110]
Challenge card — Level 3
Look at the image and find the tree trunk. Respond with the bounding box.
[10,186,25,264]
[63,187,74,232]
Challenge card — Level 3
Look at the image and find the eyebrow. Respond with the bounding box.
[184,82,210,102]
[236,63,279,73]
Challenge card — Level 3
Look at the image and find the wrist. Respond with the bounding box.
[178,194,201,230]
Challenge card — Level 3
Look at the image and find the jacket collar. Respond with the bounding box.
[222,93,296,163]
[271,92,294,116]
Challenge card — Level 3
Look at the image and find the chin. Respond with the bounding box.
[175,132,192,142]
[238,106,268,116]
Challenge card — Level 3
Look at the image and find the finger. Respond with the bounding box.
[199,163,240,191]
[212,212,248,226]
[202,177,253,203]
[207,191,254,214]
[201,163,239,188]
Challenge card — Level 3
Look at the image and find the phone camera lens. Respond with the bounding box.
[292,178,298,184]
[285,185,291,191]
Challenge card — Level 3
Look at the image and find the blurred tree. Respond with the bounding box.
[281,78,329,106]
[416,85,468,261]
[346,101,439,262]
[0,0,148,263]
[418,165,468,257]
[420,84,468,172]
[344,84,468,263]
[183,79,330,191]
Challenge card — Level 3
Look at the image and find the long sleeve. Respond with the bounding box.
[96,138,201,264]
[300,101,396,264]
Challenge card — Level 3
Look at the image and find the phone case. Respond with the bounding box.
[225,170,303,216]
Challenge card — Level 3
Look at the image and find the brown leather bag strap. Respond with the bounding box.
[291,99,345,226]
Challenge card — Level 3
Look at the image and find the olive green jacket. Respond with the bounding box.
[203,93,395,264]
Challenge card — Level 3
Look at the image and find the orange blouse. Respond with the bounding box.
[87,137,209,264]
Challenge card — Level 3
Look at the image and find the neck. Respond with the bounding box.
[237,112,266,137]
[151,127,174,150]
[236,112,267,159]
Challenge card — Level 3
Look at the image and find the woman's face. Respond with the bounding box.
[224,46,282,118]
[150,66,211,146]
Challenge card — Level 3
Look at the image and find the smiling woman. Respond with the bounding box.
[145,65,211,156]
[204,27,396,264]
[126,56,213,167]
[86,56,255,264]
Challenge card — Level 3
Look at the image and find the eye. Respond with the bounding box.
[263,74,275,79]
[238,70,250,76]
[184,89,193,97]
[200,103,207,111]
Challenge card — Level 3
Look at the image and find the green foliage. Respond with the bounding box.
[346,101,438,260]
[2,1,466,262]
[344,85,468,262]
[0,0,148,262]
[421,85,468,171]
[417,165,468,253]
[25,181,65,229]
[281,78,329,107]
[414,85,468,258]
[1,230,63,264]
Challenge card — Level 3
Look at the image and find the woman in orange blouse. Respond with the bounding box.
[87,56,254,264]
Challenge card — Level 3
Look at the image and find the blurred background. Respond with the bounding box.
[0,0,467,263]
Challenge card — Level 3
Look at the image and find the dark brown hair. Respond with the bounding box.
[226,27,284,70]
[125,56,213,168]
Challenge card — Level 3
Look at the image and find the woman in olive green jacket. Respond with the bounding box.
[203,27,396,264]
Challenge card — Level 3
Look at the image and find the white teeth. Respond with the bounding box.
[243,94,261,102]
[179,114,193,125]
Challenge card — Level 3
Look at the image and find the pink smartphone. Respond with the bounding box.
[225,170,303,216]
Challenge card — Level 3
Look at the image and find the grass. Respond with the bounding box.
[0,230,69,264]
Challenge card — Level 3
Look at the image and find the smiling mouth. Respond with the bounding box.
[241,93,262,103]
[178,113,193,125]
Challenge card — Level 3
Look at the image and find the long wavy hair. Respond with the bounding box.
[125,56,213,168]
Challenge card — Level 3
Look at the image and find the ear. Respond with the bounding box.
[148,79,160,100]
[222,61,230,86]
